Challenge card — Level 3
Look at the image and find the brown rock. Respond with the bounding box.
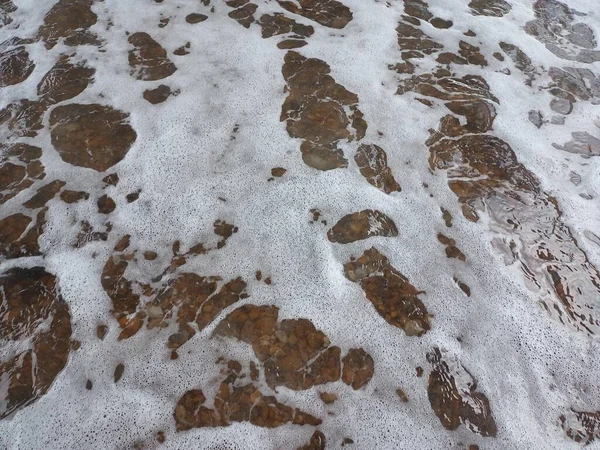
[327,210,398,244]
[174,369,321,431]
[271,167,286,177]
[281,51,366,171]
[114,363,125,383]
[437,233,466,261]
[0,99,46,138]
[343,247,430,336]
[278,39,308,49]
[469,0,511,17]
[143,85,175,104]
[128,32,177,81]
[427,348,497,436]
[560,409,600,445]
[0,209,46,259]
[37,56,95,104]
[185,13,208,24]
[38,0,99,49]
[396,388,409,402]
[227,2,257,28]
[341,348,374,390]
[354,143,401,194]
[0,143,45,205]
[298,431,326,450]
[97,194,116,214]
[50,104,137,172]
[96,325,108,340]
[23,180,65,209]
[319,392,337,405]
[214,304,342,391]
[259,13,314,38]
[60,190,89,203]
[277,0,352,29]
[0,46,35,87]
[0,267,72,419]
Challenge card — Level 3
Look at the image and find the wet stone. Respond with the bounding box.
[0,0,17,27]
[0,209,46,259]
[427,348,497,437]
[23,180,65,209]
[320,392,337,405]
[143,85,177,104]
[281,51,366,171]
[103,173,119,186]
[38,0,99,49]
[343,247,430,336]
[550,98,573,115]
[278,39,307,49]
[437,233,466,261]
[499,42,535,84]
[60,190,89,203]
[396,388,409,402]
[128,32,177,81]
[298,431,326,450]
[458,41,487,67]
[0,267,72,419]
[174,42,191,56]
[454,278,471,296]
[49,104,137,172]
[0,143,45,205]
[114,363,125,383]
[259,13,314,39]
[101,227,245,346]
[441,208,453,227]
[553,131,600,157]
[354,143,401,194]
[0,99,46,138]
[185,13,207,24]
[227,2,257,28]
[559,409,600,445]
[85,379,93,390]
[341,348,374,390]
[96,325,108,340]
[327,210,398,244]
[37,56,95,104]
[271,167,286,177]
[528,110,543,128]
[175,365,321,431]
[525,0,600,63]
[468,0,511,17]
[550,115,565,125]
[0,46,35,87]
[277,0,352,29]
[214,304,345,391]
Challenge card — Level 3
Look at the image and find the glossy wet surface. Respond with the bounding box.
[1,0,600,449]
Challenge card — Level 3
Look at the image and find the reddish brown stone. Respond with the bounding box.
[38,0,99,49]
[327,210,398,244]
[214,304,342,391]
[97,194,116,214]
[0,46,35,87]
[0,99,46,138]
[344,247,430,336]
[271,167,286,177]
[259,13,314,39]
[560,409,600,445]
[277,0,352,29]
[355,143,401,194]
[37,56,95,104]
[0,143,45,205]
[427,348,497,437]
[175,367,321,431]
[437,233,466,261]
[49,104,137,172]
[298,431,326,450]
[0,267,72,419]
[0,209,46,259]
[143,85,176,104]
[227,2,257,28]
[341,348,374,390]
[23,180,65,209]
[281,51,366,170]
[128,32,177,81]
[185,13,208,24]
[60,190,89,203]
[469,0,510,17]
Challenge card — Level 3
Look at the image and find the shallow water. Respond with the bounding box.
[1,0,600,448]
